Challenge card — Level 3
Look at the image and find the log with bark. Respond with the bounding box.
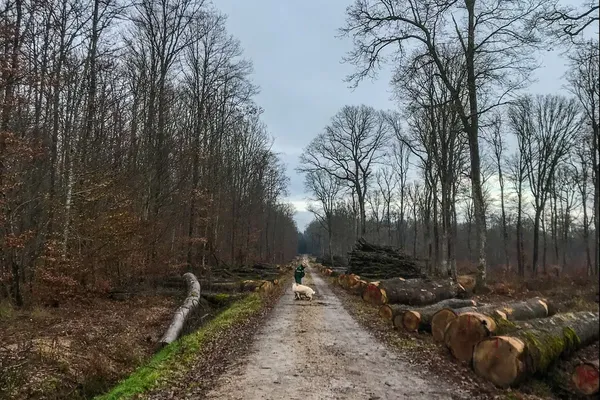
[430,297,555,343]
[346,238,425,280]
[362,277,466,307]
[472,312,599,388]
[442,298,555,363]
[391,298,479,331]
[158,273,201,348]
[572,359,599,396]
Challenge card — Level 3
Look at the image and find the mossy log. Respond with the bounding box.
[394,299,479,331]
[362,278,465,307]
[201,292,246,306]
[431,297,555,343]
[572,359,599,396]
[158,273,201,348]
[442,298,555,363]
[472,312,599,388]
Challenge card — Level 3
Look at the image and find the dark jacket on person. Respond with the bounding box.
[294,265,305,284]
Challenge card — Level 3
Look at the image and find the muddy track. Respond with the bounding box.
[204,266,462,400]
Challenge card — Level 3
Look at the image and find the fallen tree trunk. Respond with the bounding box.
[572,359,599,396]
[158,273,201,348]
[362,278,465,307]
[430,297,554,343]
[442,298,555,363]
[472,312,599,388]
[394,299,479,331]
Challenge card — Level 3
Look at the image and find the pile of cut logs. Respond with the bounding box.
[314,246,599,397]
[346,238,426,279]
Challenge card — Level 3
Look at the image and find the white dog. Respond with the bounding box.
[292,282,316,301]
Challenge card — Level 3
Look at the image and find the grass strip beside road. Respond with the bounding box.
[96,293,262,400]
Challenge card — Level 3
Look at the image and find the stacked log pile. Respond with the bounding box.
[441,298,557,363]
[362,277,466,306]
[312,258,599,396]
[382,298,479,330]
[346,238,425,280]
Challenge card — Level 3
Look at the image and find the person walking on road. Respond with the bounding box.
[294,263,306,284]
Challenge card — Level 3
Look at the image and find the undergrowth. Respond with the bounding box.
[96,293,263,400]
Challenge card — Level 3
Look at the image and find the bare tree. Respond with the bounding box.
[299,105,389,236]
[393,53,466,278]
[543,0,599,39]
[340,0,553,288]
[376,167,397,245]
[391,141,410,248]
[305,170,343,267]
[485,113,511,270]
[508,94,582,276]
[566,40,599,276]
[573,143,593,275]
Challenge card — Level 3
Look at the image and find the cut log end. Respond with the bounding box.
[431,308,458,342]
[379,305,394,321]
[444,312,497,363]
[572,359,599,396]
[362,283,385,305]
[472,336,526,388]
[402,311,421,332]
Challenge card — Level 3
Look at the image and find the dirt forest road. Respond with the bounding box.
[204,265,463,400]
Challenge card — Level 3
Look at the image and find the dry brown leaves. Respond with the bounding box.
[0,294,176,399]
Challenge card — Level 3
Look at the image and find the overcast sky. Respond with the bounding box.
[216,0,579,232]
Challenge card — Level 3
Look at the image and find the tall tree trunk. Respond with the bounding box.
[498,156,510,269]
[466,0,487,290]
[516,167,525,277]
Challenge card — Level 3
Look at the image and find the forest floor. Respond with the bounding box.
[328,271,599,400]
[1,266,597,400]
[0,293,177,399]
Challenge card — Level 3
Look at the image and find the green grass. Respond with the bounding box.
[0,300,14,320]
[96,293,263,400]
